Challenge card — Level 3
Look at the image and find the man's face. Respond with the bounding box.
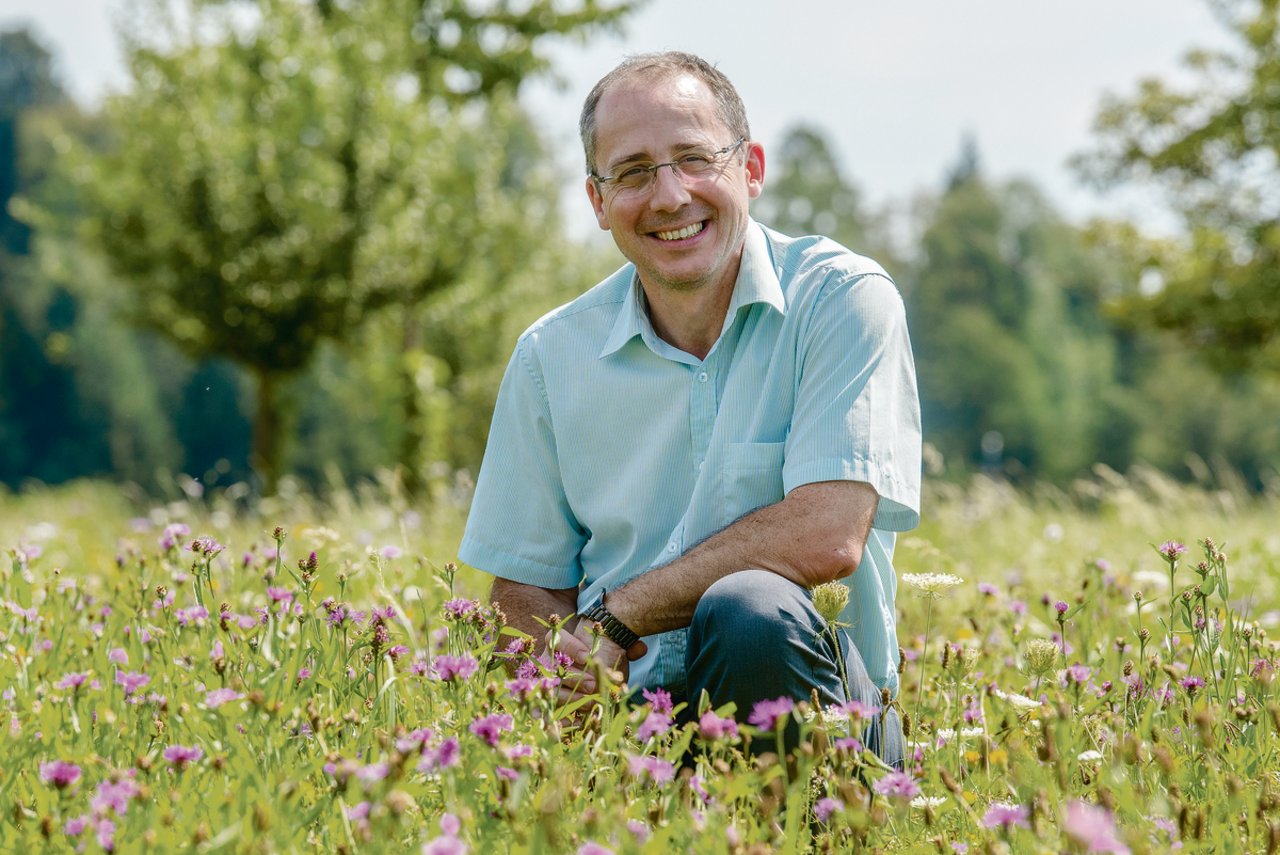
[586,74,764,298]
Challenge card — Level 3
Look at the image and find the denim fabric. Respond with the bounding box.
[684,570,904,770]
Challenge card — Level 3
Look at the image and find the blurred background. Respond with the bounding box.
[1,0,1277,502]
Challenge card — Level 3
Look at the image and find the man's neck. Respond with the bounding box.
[640,259,743,361]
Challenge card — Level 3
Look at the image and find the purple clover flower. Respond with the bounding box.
[39,760,82,789]
[982,801,1030,830]
[56,672,90,691]
[433,655,479,682]
[115,670,150,696]
[1066,663,1092,684]
[469,713,514,747]
[642,688,674,714]
[162,744,203,768]
[872,770,921,800]
[747,696,795,730]
[637,711,672,741]
[698,710,739,741]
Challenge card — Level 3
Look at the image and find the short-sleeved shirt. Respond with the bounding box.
[459,220,921,696]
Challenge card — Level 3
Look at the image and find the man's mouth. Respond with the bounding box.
[653,221,705,242]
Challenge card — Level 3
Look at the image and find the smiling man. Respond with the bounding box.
[458,52,920,766]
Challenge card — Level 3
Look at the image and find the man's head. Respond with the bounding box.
[579,52,750,177]
[580,52,764,298]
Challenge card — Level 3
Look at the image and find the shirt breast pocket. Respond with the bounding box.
[722,441,786,526]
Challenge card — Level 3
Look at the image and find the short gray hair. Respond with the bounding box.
[579,51,751,175]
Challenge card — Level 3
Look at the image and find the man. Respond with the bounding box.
[458,52,920,766]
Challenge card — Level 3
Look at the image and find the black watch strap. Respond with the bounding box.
[581,592,641,651]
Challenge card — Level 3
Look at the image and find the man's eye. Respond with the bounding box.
[679,153,712,167]
[617,165,652,182]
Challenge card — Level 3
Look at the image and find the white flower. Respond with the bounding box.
[935,727,984,741]
[911,795,946,810]
[1077,750,1104,763]
[992,688,1043,711]
[901,572,964,598]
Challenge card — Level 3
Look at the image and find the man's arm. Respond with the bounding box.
[489,577,580,656]
[591,478,877,642]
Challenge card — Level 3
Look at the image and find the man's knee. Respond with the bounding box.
[692,569,813,644]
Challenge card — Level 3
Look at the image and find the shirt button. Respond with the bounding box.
[697,371,709,382]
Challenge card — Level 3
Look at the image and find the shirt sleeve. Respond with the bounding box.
[457,337,587,588]
[782,271,922,531]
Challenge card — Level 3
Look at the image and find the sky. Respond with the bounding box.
[2,0,1233,241]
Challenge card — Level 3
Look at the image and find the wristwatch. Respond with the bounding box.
[581,590,642,654]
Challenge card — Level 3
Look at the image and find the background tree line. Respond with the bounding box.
[2,0,1277,498]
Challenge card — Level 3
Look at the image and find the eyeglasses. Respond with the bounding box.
[592,138,746,198]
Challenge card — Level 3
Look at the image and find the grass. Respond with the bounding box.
[1,466,1278,853]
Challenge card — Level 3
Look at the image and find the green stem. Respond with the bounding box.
[914,599,935,734]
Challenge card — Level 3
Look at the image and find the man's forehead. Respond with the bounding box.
[594,74,724,155]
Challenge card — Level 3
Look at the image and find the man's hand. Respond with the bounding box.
[548,622,629,705]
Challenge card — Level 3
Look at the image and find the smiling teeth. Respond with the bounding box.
[655,222,703,241]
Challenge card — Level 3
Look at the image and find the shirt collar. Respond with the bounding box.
[598,220,785,359]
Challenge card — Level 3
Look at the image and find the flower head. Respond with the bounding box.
[1063,800,1130,854]
[815,797,844,822]
[982,801,1030,830]
[811,581,849,623]
[1023,639,1059,676]
[162,744,203,769]
[1157,541,1188,562]
[873,770,921,800]
[747,696,794,730]
[698,710,739,741]
[39,760,82,789]
[901,572,963,598]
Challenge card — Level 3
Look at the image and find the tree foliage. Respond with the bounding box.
[56,0,630,491]
[1076,0,1280,373]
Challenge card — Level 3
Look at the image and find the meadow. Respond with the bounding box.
[1,465,1278,853]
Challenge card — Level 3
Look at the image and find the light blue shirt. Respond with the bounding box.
[459,221,921,695]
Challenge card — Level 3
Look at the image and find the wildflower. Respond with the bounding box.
[94,818,117,852]
[419,737,461,773]
[65,815,89,836]
[39,760,82,789]
[1066,663,1092,685]
[1078,750,1104,763]
[1157,541,1187,562]
[162,744,203,769]
[873,770,921,800]
[840,699,881,721]
[56,672,90,692]
[811,581,849,622]
[443,598,478,620]
[187,536,224,558]
[577,843,614,855]
[642,687,674,714]
[1054,600,1069,616]
[115,670,151,696]
[380,545,403,560]
[91,778,140,816]
[625,753,675,784]
[901,572,963,598]
[698,710,739,741]
[158,523,190,551]
[747,696,794,730]
[1179,675,1205,695]
[266,587,293,604]
[815,797,843,822]
[107,648,128,665]
[626,819,650,843]
[1063,799,1130,854]
[982,801,1030,830]
[468,713,513,747]
[911,795,946,810]
[637,711,672,741]
[433,655,479,682]
[347,801,371,821]
[423,813,467,855]
[496,766,519,782]
[356,762,389,784]
[1023,639,1059,676]
[205,688,243,708]
[175,605,210,626]
[977,582,999,596]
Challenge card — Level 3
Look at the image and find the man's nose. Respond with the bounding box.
[647,162,692,211]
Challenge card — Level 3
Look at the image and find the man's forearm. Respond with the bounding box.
[489,577,580,655]
[607,480,878,639]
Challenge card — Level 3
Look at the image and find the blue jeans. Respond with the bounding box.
[682,569,904,769]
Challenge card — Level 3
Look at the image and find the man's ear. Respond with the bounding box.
[744,141,765,200]
[586,176,611,231]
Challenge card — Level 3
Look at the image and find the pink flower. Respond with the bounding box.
[642,688,674,714]
[347,801,371,821]
[56,672,90,691]
[115,670,150,696]
[418,737,461,772]
[815,797,843,822]
[748,696,794,730]
[637,711,672,741]
[1064,800,1130,854]
[162,744,203,769]
[1066,663,1092,684]
[107,648,128,665]
[469,713,513,747]
[380,545,403,560]
[39,760,82,789]
[433,655,479,682]
[205,688,243,708]
[698,710,739,741]
[91,778,140,816]
[1157,541,1187,562]
[423,813,467,855]
[577,843,614,855]
[982,801,1030,830]
[872,771,921,800]
[625,753,675,784]
[840,699,881,721]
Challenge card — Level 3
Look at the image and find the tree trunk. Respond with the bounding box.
[251,369,284,495]
[398,313,426,498]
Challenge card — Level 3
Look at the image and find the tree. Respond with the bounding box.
[63,0,632,492]
[1076,0,1280,373]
